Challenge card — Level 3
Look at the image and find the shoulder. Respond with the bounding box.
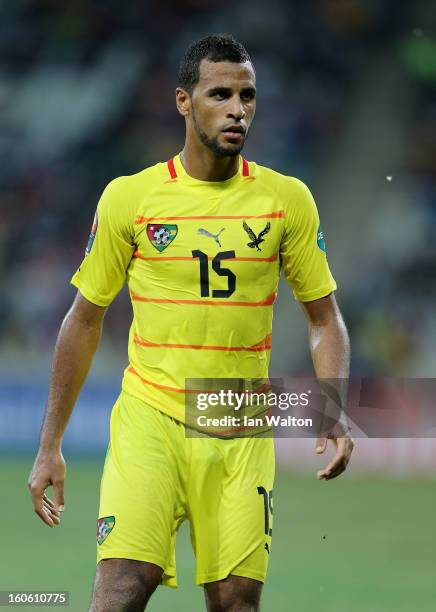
[250,162,316,225]
[104,160,169,200]
[98,161,170,227]
[251,161,313,203]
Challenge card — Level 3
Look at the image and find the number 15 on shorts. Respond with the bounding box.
[257,486,273,537]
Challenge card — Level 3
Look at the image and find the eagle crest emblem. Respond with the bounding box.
[242,221,271,251]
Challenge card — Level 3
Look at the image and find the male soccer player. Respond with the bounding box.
[28,34,353,611]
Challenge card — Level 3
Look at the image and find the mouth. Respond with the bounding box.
[221,125,246,142]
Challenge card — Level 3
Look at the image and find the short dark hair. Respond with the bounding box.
[178,34,252,95]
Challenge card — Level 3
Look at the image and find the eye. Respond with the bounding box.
[241,91,255,102]
[213,90,228,100]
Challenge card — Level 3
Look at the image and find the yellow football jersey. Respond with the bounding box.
[71,154,336,422]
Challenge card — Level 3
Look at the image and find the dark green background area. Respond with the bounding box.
[1,458,434,611]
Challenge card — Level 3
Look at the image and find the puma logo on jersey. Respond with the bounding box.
[197,227,226,247]
[243,221,271,251]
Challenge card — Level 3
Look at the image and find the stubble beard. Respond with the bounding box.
[192,105,244,158]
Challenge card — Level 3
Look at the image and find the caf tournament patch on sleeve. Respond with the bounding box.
[317,225,326,252]
[85,210,98,255]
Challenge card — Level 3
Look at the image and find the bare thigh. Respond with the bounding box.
[204,575,263,612]
[89,558,163,612]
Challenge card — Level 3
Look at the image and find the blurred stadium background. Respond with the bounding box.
[1,1,435,610]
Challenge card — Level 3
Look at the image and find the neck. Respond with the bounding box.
[179,141,240,182]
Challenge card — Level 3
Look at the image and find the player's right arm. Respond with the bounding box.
[28,176,137,527]
[28,291,106,526]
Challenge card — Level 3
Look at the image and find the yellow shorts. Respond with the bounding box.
[97,391,275,588]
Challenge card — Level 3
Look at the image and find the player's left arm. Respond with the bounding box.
[299,293,354,480]
[279,176,353,479]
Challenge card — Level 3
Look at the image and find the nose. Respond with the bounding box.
[227,96,245,121]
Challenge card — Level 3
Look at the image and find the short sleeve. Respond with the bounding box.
[280,178,337,302]
[71,177,135,307]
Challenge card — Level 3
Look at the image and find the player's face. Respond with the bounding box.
[189,59,256,158]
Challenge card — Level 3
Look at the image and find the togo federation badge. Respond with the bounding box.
[147,223,178,252]
[97,516,115,545]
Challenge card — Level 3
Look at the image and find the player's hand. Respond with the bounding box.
[28,449,66,527]
[315,435,354,481]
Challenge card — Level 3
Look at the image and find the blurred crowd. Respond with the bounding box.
[350,7,436,376]
[0,0,434,377]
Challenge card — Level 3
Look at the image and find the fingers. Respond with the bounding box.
[317,454,346,481]
[53,481,65,512]
[43,495,61,526]
[315,437,328,454]
[31,493,62,528]
[28,479,64,528]
[28,452,66,528]
[29,483,56,527]
[316,437,354,481]
[43,494,62,515]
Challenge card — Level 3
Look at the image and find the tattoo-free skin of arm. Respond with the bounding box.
[28,291,107,526]
[299,293,354,480]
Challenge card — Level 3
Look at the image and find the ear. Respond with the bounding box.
[176,87,190,117]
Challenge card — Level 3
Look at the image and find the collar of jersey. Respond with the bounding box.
[172,154,244,187]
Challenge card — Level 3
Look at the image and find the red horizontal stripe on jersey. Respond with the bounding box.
[130,290,276,307]
[127,366,190,393]
[127,365,273,396]
[202,411,273,438]
[134,211,284,224]
[133,251,278,263]
[133,332,271,351]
